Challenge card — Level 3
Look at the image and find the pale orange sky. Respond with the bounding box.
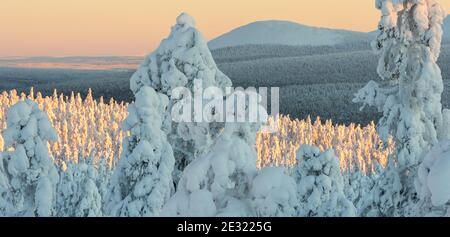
[1,0,449,57]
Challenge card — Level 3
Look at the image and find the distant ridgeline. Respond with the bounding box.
[211,43,450,125]
[1,43,450,125]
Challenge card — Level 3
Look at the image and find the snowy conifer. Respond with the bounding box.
[162,102,260,217]
[361,162,403,216]
[353,0,447,216]
[95,155,112,207]
[250,167,297,217]
[130,13,232,183]
[0,153,9,216]
[56,157,102,217]
[343,170,375,214]
[294,145,356,217]
[106,86,175,217]
[415,140,450,216]
[1,100,59,216]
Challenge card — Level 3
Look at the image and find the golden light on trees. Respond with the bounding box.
[0,89,393,174]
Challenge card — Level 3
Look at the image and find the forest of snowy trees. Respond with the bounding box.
[1,0,450,217]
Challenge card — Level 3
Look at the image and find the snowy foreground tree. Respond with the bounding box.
[294,145,356,217]
[0,154,9,215]
[343,170,377,214]
[353,0,447,216]
[0,100,59,216]
[250,167,298,217]
[106,86,175,217]
[415,140,450,216]
[130,13,232,183]
[161,99,261,217]
[56,157,102,217]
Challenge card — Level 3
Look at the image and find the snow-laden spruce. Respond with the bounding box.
[56,157,102,217]
[343,171,376,214]
[130,13,232,183]
[95,154,112,206]
[293,145,356,217]
[250,167,297,217]
[106,86,175,217]
[361,162,403,217]
[415,140,450,216]
[353,0,448,216]
[0,153,9,215]
[130,12,231,99]
[341,145,382,214]
[162,109,260,217]
[0,100,59,217]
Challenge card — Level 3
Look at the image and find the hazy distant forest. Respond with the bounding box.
[2,41,450,125]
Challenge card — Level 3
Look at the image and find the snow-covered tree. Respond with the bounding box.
[95,154,112,208]
[342,170,376,214]
[360,162,403,216]
[415,140,450,216]
[341,151,383,215]
[56,157,102,217]
[353,0,448,216]
[250,167,297,217]
[294,145,356,217]
[162,114,260,217]
[0,153,9,216]
[1,100,59,217]
[106,86,175,217]
[130,12,232,183]
[0,88,127,169]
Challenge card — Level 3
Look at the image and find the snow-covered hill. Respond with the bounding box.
[209,17,450,49]
[208,20,372,49]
